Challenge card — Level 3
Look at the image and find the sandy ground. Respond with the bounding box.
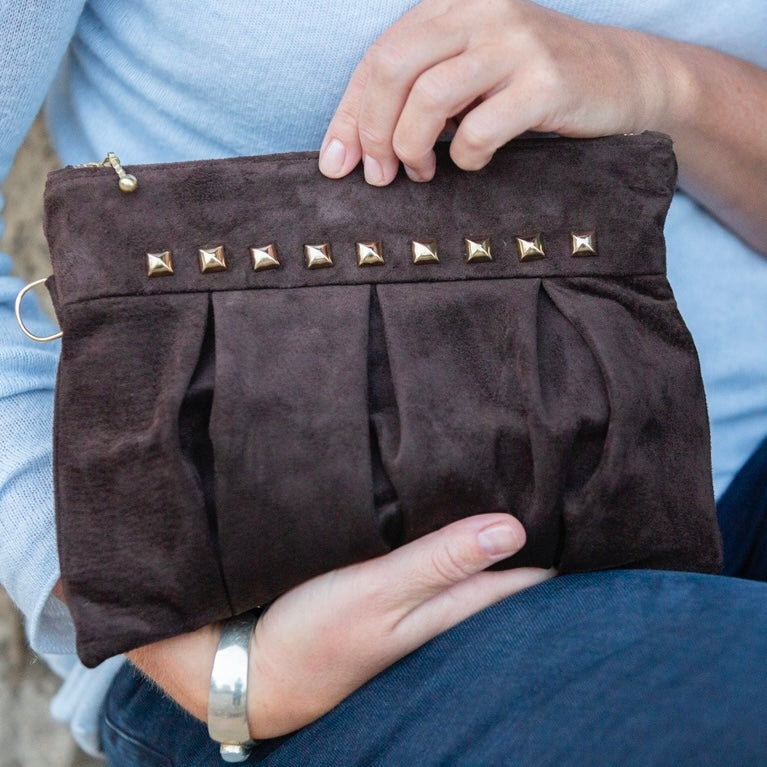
[1,116,101,767]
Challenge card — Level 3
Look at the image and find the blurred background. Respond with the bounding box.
[0,115,99,767]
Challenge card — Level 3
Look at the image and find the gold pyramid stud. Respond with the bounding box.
[146,251,174,277]
[250,244,280,271]
[356,241,385,267]
[516,234,545,262]
[304,243,333,269]
[571,231,597,257]
[465,238,493,263]
[198,245,227,273]
[411,240,439,264]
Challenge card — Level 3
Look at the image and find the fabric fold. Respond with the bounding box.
[53,292,231,663]
[210,285,389,613]
[543,276,722,572]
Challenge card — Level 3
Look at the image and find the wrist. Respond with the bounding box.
[127,623,220,723]
[604,28,684,136]
[209,613,260,762]
[641,37,703,140]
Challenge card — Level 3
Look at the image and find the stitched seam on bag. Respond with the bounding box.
[56,271,668,308]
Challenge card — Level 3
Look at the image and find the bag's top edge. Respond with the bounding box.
[46,131,672,187]
[42,130,676,309]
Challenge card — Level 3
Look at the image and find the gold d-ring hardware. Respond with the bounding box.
[14,278,63,343]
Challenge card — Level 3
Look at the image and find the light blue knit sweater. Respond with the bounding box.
[1,0,767,755]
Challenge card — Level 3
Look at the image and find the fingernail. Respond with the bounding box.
[319,138,346,176]
[478,523,522,557]
[404,165,425,182]
[363,154,384,185]
[405,153,436,183]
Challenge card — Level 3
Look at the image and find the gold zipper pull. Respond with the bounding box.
[75,152,138,193]
[106,152,138,192]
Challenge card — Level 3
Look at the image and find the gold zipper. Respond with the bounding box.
[75,152,138,193]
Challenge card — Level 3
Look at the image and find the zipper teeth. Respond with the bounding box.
[64,149,326,176]
[53,132,670,188]
[71,132,666,174]
[73,156,111,169]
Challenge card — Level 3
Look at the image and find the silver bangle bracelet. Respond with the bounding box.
[208,612,259,763]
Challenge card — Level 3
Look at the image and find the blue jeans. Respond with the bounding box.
[101,569,767,766]
[718,436,767,581]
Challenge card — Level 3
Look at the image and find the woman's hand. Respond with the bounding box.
[128,513,553,739]
[319,0,665,185]
[319,0,767,252]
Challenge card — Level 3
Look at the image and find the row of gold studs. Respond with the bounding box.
[146,231,597,277]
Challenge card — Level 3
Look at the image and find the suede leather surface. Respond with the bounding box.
[44,133,722,666]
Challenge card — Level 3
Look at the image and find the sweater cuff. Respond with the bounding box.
[27,570,77,655]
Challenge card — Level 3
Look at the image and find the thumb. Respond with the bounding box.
[376,513,527,609]
[318,60,367,178]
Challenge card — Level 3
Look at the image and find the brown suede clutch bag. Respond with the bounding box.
[42,132,721,666]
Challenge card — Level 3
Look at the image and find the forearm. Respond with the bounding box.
[0,268,74,651]
[634,32,767,254]
[0,0,88,647]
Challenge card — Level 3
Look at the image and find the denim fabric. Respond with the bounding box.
[101,569,767,767]
[718,435,767,581]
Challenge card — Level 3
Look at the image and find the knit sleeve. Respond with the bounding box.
[0,0,88,652]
